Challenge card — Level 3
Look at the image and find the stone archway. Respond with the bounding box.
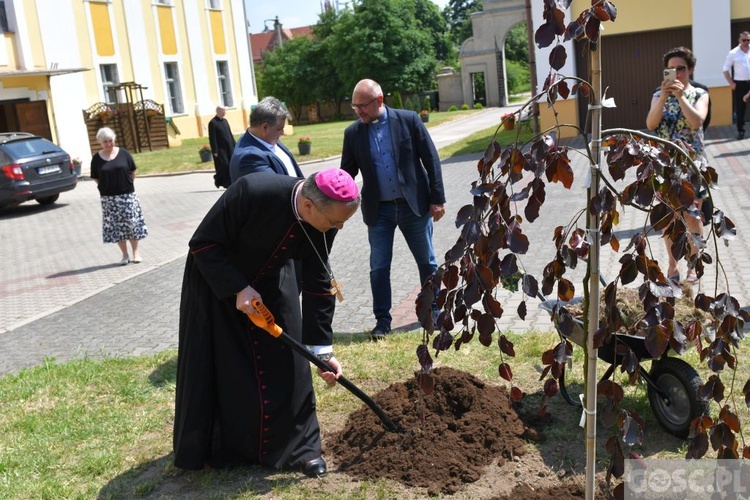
[455,0,526,108]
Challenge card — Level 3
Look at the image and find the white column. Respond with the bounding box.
[7,0,33,69]
[35,1,90,166]
[692,0,730,88]
[184,0,212,118]
[232,0,258,111]
[122,0,155,98]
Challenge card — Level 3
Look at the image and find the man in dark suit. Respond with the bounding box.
[229,97,303,183]
[208,105,236,188]
[341,78,446,341]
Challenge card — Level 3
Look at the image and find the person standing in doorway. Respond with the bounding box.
[208,105,236,188]
[722,31,750,140]
[340,78,446,341]
[229,97,303,183]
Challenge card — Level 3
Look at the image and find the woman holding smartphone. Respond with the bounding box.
[646,46,709,283]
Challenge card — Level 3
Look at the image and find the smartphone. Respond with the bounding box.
[663,68,676,82]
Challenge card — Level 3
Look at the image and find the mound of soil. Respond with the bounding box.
[328,367,529,495]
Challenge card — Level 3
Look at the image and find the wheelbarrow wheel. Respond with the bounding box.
[647,357,708,438]
[559,362,582,406]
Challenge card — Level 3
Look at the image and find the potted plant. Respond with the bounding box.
[71,157,82,177]
[96,108,116,124]
[298,136,312,155]
[420,109,430,123]
[501,112,516,131]
[198,144,212,163]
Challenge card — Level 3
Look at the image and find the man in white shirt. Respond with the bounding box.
[723,31,750,140]
[229,97,304,182]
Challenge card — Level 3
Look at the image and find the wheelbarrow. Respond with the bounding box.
[539,296,709,438]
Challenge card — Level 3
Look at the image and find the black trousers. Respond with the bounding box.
[734,80,750,132]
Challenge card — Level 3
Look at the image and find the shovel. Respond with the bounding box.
[247,299,402,433]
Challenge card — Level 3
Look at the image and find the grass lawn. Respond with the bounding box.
[0,328,744,498]
[131,109,488,175]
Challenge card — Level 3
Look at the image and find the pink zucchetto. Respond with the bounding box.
[315,168,359,202]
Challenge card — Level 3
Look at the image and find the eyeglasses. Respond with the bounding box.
[350,96,378,110]
[743,39,750,42]
[668,65,688,73]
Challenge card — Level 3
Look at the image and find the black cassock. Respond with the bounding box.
[174,172,336,471]
[208,115,236,188]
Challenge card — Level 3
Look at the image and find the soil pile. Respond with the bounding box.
[328,367,529,495]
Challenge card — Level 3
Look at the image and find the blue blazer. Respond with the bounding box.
[229,131,303,183]
[341,106,445,226]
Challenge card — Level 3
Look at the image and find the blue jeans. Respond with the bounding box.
[368,199,437,326]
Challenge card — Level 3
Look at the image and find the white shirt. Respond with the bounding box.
[272,144,296,176]
[723,45,750,81]
[249,132,296,176]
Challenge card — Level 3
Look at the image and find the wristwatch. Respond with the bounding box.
[316,352,333,362]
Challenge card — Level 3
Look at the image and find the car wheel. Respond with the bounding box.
[36,194,59,205]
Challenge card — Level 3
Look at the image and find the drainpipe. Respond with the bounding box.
[524,0,539,133]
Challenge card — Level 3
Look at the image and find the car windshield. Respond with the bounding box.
[2,139,61,159]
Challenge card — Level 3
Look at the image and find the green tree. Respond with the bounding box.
[331,0,438,94]
[505,22,529,63]
[260,37,317,123]
[310,8,348,119]
[414,0,453,64]
[443,0,481,48]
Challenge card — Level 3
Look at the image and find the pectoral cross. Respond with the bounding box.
[331,278,344,302]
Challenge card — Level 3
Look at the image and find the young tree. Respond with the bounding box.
[416,0,744,497]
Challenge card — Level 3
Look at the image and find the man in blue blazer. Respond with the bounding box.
[229,97,304,183]
[341,79,446,341]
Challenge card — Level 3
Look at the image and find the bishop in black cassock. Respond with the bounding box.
[173,170,359,474]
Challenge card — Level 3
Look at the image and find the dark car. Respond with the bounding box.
[0,132,78,208]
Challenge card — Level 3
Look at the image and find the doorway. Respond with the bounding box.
[471,72,487,107]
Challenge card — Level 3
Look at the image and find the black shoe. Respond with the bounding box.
[370,322,391,341]
[739,131,745,140]
[302,457,326,477]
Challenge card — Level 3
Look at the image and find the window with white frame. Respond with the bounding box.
[0,1,9,32]
[100,64,119,104]
[164,62,184,114]
[216,61,233,108]
[207,0,221,9]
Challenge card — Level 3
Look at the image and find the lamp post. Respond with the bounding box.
[263,16,283,48]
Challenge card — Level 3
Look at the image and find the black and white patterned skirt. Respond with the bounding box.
[100,193,149,243]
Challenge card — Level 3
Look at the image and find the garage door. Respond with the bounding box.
[575,28,692,131]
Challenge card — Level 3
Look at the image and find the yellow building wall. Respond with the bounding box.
[210,11,226,55]
[0,75,48,91]
[538,100,579,139]
[712,87,733,127]
[158,6,177,56]
[732,1,750,19]
[90,2,114,57]
[570,0,690,36]
[2,33,18,68]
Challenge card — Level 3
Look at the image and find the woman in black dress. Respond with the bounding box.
[90,127,148,265]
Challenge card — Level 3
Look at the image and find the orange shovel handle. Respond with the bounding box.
[247,299,283,337]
